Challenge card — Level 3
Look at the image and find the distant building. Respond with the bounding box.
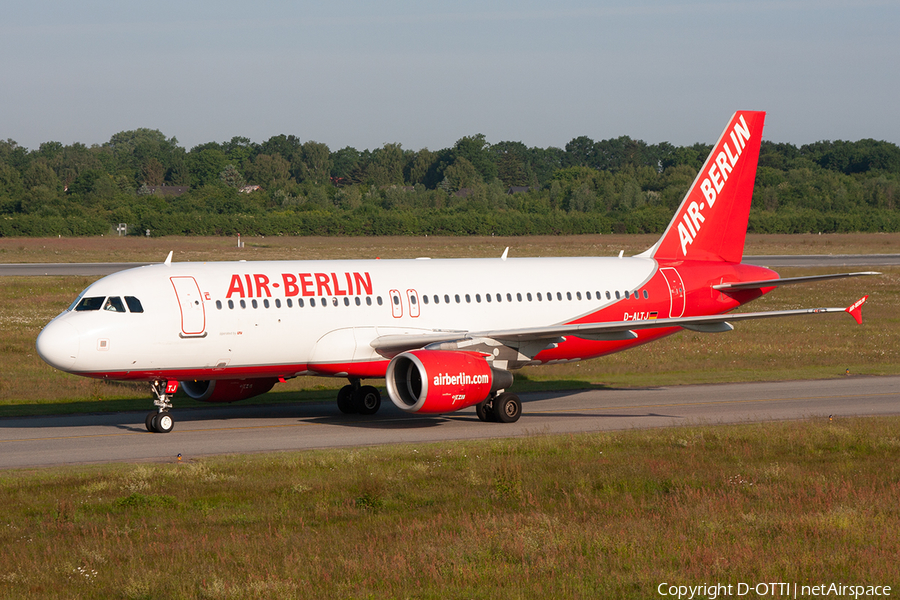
[507,186,532,194]
[145,185,189,196]
[239,185,262,194]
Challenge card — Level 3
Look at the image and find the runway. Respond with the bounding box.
[0,254,898,276]
[1,376,897,470]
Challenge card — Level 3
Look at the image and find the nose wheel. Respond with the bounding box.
[146,380,177,433]
[145,410,175,433]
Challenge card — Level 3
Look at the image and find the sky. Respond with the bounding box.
[2,0,899,152]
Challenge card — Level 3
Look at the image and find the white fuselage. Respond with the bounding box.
[37,255,661,380]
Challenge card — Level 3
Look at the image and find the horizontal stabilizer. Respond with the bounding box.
[713,271,880,291]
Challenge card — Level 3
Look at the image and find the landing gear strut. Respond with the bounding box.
[146,380,176,433]
[336,378,382,416]
[476,391,522,424]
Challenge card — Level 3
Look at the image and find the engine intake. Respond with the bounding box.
[385,350,513,414]
[179,378,277,403]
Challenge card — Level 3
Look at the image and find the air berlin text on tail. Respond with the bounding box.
[678,114,753,257]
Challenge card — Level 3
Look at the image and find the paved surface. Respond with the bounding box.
[0,255,898,277]
[0,262,152,276]
[743,254,900,267]
[1,376,897,469]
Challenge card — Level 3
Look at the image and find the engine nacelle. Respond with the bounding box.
[385,350,513,414]
[179,378,278,403]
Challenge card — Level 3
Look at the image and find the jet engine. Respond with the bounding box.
[179,378,278,403]
[385,350,513,414]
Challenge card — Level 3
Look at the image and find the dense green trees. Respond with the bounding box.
[0,131,898,238]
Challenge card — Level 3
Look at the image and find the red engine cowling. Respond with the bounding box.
[385,350,513,414]
[179,378,278,403]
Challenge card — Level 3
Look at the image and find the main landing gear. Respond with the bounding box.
[146,380,176,433]
[476,392,522,424]
[336,379,382,416]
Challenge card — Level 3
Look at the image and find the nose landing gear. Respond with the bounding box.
[146,380,177,433]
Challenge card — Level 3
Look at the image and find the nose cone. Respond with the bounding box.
[36,319,80,372]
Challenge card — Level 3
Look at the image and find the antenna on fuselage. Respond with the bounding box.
[164,251,173,266]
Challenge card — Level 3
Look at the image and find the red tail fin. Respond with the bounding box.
[646,111,765,263]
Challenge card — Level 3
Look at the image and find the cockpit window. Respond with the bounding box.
[104,297,126,312]
[125,296,144,313]
[74,297,105,311]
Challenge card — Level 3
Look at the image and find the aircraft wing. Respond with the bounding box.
[713,271,879,291]
[370,297,869,358]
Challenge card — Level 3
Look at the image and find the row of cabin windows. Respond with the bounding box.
[420,289,650,305]
[217,296,385,310]
[214,289,650,311]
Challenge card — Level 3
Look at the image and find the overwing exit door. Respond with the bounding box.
[170,276,206,336]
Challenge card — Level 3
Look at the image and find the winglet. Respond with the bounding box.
[501,247,509,261]
[164,251,173,266]
[845,295,868,325]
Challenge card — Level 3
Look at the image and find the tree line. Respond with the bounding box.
[1,128,899,237]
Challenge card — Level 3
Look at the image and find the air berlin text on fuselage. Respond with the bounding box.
[226,272,373,299]
[678,114,753,257]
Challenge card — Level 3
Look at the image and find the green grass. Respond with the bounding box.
[2,232,899,263]
[1,418,898,598]
[1,234,898,598]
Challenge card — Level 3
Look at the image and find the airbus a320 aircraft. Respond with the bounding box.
[37,111,876,433]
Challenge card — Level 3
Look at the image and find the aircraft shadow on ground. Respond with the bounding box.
[0,381,669,431]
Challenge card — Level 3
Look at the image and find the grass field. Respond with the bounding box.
[1,418,898,598]
[1,235,897,415]
[2,232,900,263]
[1,235,898,598]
